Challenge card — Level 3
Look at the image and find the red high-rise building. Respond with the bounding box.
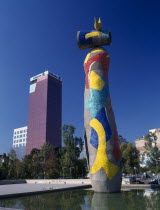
[26,71,62,154]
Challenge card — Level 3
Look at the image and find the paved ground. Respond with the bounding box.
[0,183,91,199]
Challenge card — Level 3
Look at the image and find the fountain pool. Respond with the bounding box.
[0,188,160,210]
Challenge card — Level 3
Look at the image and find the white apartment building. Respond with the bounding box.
[135,128,160,167]
[135,129,160,153]
[12,126,27,160]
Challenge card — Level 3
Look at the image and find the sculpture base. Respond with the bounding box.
[91,180,121,193]
[90,169,122,193]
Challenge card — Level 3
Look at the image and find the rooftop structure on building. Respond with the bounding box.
[149,128,160,134]
[12,126,27,160]
[26,70,62,154]
[30,70,62,83]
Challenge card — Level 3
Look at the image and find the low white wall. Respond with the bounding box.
[26,179,91,185]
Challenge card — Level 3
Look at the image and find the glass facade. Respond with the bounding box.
[12,126,27,160]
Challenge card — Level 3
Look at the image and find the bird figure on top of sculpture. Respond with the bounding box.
[94,17,102,31]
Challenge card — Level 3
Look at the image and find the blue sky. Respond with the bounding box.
[0,0,160,154]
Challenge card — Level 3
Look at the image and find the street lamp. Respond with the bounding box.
[62,167,67,179]
[70,167,74,179]
[134,167,137,184]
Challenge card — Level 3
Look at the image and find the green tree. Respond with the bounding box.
[8,149,19,179]
[60,124,86,178]
[76,158,88,178]
[21,143,60,179]
[15,160,25,179]
[145,146,160,173]
[0,150,20,180]
[40,142,60,178]
[0,153,9,179]
[21,148,42,179]
[144,132,157,151]
[143,132,160,173]
[120,142,140,174]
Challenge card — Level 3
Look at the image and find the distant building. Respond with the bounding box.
[26,71,62,154]
[135,136,148,167]
[135,129,160,153]
[135,137,146,154]
[135,128,160,167]
[12,126,27,160]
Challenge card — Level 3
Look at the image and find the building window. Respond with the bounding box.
[23,134,25,137]
[17,140,18,143]
[23,139,25,142]
[14,132,16,135]
[14,140,16,143]
[19,139,22,142]
[20,135,22,138]
[20,130,23,133]
[17,131,19,134]
[17,135,19,138]
[14,136,16,139]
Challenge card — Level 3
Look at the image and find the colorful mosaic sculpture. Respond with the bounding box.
[77,18,122,192]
